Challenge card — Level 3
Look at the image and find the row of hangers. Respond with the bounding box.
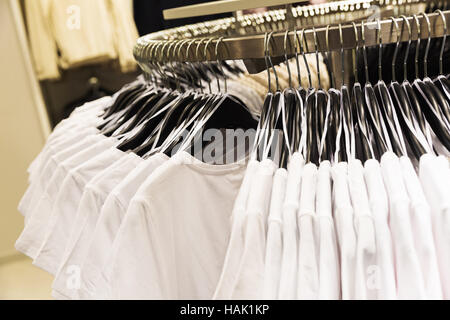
[97,38,256,161]
[255,9,450,169]
[94,8,450,170]
[159,0,426,40]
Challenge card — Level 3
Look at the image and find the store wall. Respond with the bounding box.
[0,0,50,258]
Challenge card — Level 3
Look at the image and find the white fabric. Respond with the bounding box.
[52,153,143,299]
[400,156,442,299]
[103,151,246,299]
[24,96,110,190]
[436,155,450,181]
[20,128,101,217]
[297,162,319,299]
[231,159,276,299]
[213,160,259,299]
[79,153,168,299]
[316,161,340,300]
[363,159,397,299]
[348,159,377,300]
[278,152,303,299]
[331,162,356,300]
[33,144,123,275]
[15,135,112,259]
[419,154,450,299]
[262,168,287,299]
[381,152,425,299]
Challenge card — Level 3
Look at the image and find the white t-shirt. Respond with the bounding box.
[348,159,377,300]
[262,168,287,299]
[79,153,169,299]
[26,123,98,186]
[363,159,396,299]
[104,151,247,299]
[297,162,319,300]
[25,96,110,181]
[381,152,425,299]
[279,152,304,299]
[32,144,124,275]
[400,156,442,299]
[15,135,112,259]
[316,161,340,300]
[52,153,143,299]
[436,155,450,182]
[231,159,276,299]
[419,154,450,299]
[331,162,356,300]
[213,160,259,300]
[19,128,101,218]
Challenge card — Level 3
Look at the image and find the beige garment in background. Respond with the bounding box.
[106,0,139,73]
[25,0,138,80]
[24,0,60,80]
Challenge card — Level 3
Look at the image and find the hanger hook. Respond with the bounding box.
[435,9,447,75]
[400,15,412,81]
[158,41,171,85]
[300,28,313,88]
[283,29,293,88]
[187,39,203,92]
[361,20,371,84]
[197,38,212,93]
[178,40,192,86]
[204,37,218,93]
[377,18,383,82]
[140,41,153,81]
[165,41,176,83]
[419,12,431,78]
[326,25,336,88]
[168,40,181,91]
[175,39,192,89]
[312,26,321,89]
[339,23,346,86]
[352,22,359,84]
[267,31,280,91]
[413,14,421,79]
[294,28,302,88]
[215,37,227,93]
[390,17,400,82]
[150,42,162,83]
[263,32,272,93]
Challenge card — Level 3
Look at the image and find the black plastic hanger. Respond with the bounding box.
[388,16,428,159]
[99,82,146,123]
[118,91,178,135]
[143,38,257,159]
[360,21,390,159]
[429,10,450,124]
[116,39,213,153]
[312,26,330,163]
[412,12,450,151]
[116,92,195,152]
[350,22,373,162]
[278,31,296,168]
[101,89,161,137]
[374,18,406,157]
[297,28,318,164]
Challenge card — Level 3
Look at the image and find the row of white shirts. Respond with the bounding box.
[17,96,450,299]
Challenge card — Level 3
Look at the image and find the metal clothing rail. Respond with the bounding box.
[161,0,410,20]
[163,0,306,20]
[134,11,450,63]
[145,0,424,42]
